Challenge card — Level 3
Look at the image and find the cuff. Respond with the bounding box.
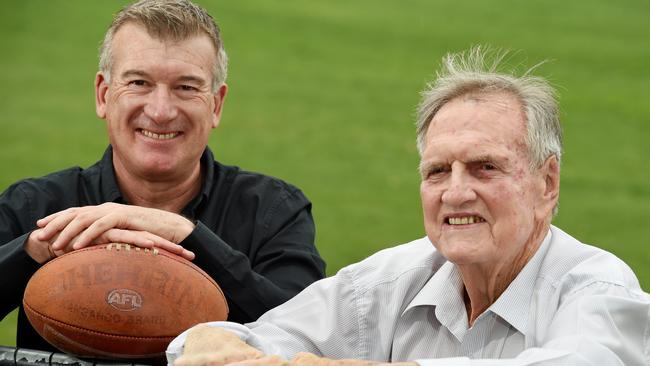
[166,322,269,366]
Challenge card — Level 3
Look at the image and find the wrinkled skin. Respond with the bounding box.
[174,325,416,366]
[419,91,559,323]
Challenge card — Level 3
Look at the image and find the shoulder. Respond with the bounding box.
[539,226,644,296]
[214,161,310,204]
[338,237,445,294]
[2,166,85,200]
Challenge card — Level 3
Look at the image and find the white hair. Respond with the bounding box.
[416,46,562,170]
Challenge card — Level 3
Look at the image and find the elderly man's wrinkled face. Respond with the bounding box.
[419,92,557,271]
[95,23,226,181]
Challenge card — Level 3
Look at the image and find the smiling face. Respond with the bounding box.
[419,92,558,273]
[95,23,227,183]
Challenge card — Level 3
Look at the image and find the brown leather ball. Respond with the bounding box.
[23,243,228,360]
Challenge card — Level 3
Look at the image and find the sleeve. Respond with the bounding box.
[166,269,362,365]
[179,188,326,323]
[416,282,650,366]
[0,184,42,318]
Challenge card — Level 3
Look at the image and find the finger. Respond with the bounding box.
[36,208,74,228]
[36,209,79,242]
[229,356,289,366]
[92,229,154,248]
[51,211,102,250]
[70,214,125,250]
[174,353,220,366]
[136,230,195,260]
[291,353,331,366]
[93,229,195,260]
[175,352,255,366]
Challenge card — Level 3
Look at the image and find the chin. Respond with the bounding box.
[436,240,484,264]
[138,160,179,177]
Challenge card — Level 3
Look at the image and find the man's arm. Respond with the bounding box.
[33,189,325,323]
[34,203,196,260]
[180,189,325,323]
[0,233,41,316]
[0,183,43,317]
[172,326,416,366]
[167,267,649,366]
[166,265,365,364]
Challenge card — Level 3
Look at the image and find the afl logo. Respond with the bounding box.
[107,289,143,311]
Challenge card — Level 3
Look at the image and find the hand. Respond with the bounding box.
[25,226,189,264]
[174,325,264,366]
[290,353,417,366]
[35,203,195,260]
[24,229,65,264]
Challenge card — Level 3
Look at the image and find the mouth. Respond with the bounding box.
[444,215,486,226]
[138,128,181,140]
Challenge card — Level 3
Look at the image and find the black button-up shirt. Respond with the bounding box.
[0,146,325,352]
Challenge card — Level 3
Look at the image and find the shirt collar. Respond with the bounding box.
[98,145,216,214]
[402,258,468,340]
[182,147,216,217]
[99,146,124,203]
[400,229,553,338]
[488,229,552,334]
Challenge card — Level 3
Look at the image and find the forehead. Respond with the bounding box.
[423,92,529,161]
[110,23,216,77]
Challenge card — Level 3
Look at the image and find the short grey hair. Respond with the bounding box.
[99,0,228,91]
[416,46,562,170]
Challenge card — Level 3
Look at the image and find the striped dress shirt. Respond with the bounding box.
[167,225,649,365]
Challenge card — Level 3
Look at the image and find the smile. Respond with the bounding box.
[139,129,180,140]
[446,216,485,225]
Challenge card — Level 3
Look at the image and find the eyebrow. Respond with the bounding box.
[120,70,208,86]
[418,160,444,176]
[418,153,508,172]
[177,75,208,86]
[121,70,150,79]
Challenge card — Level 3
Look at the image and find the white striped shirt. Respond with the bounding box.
[167,226,649,365]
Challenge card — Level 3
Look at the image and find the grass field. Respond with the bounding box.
[1,0,648,347]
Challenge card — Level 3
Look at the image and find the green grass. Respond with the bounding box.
[1,0,649,346]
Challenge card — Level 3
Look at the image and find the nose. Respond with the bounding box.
[143,86,178,124]
[441,162,477,206]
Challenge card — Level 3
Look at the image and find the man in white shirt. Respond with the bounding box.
[166,47,649,366]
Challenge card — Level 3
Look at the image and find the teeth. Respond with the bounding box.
[448,216,484,225]
[141,129,178,140]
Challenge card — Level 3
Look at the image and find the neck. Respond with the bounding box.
[460,221,549,326]
[114,161,203,214]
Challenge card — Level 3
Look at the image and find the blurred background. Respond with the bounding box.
[1,0,648,345]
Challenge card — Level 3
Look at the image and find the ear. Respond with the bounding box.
[95,72,109,119]
[535,155,560,218]
[210,84,228,129]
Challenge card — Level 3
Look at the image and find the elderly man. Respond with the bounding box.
[0,0,325,354]
[167,47,649,366]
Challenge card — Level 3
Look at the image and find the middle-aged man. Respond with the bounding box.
[0,0,325,354]
[166,47,649,366]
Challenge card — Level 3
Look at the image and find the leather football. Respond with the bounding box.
[23,244,228,360]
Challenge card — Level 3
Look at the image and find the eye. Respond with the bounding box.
[425,165,448,180]
[481,163,497,171]
[472,161,501,178]
[178,85,199,92]
[128,80,147,87]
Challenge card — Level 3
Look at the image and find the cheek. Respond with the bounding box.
[420,184,442,230]
[491,182,536,238]
[420,184,438,211]
[105,95,138,123]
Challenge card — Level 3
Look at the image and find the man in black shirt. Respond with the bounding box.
[0,0,325,353]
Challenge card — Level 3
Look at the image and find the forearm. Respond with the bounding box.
[0,233,41,316]
[182,221,324,323]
